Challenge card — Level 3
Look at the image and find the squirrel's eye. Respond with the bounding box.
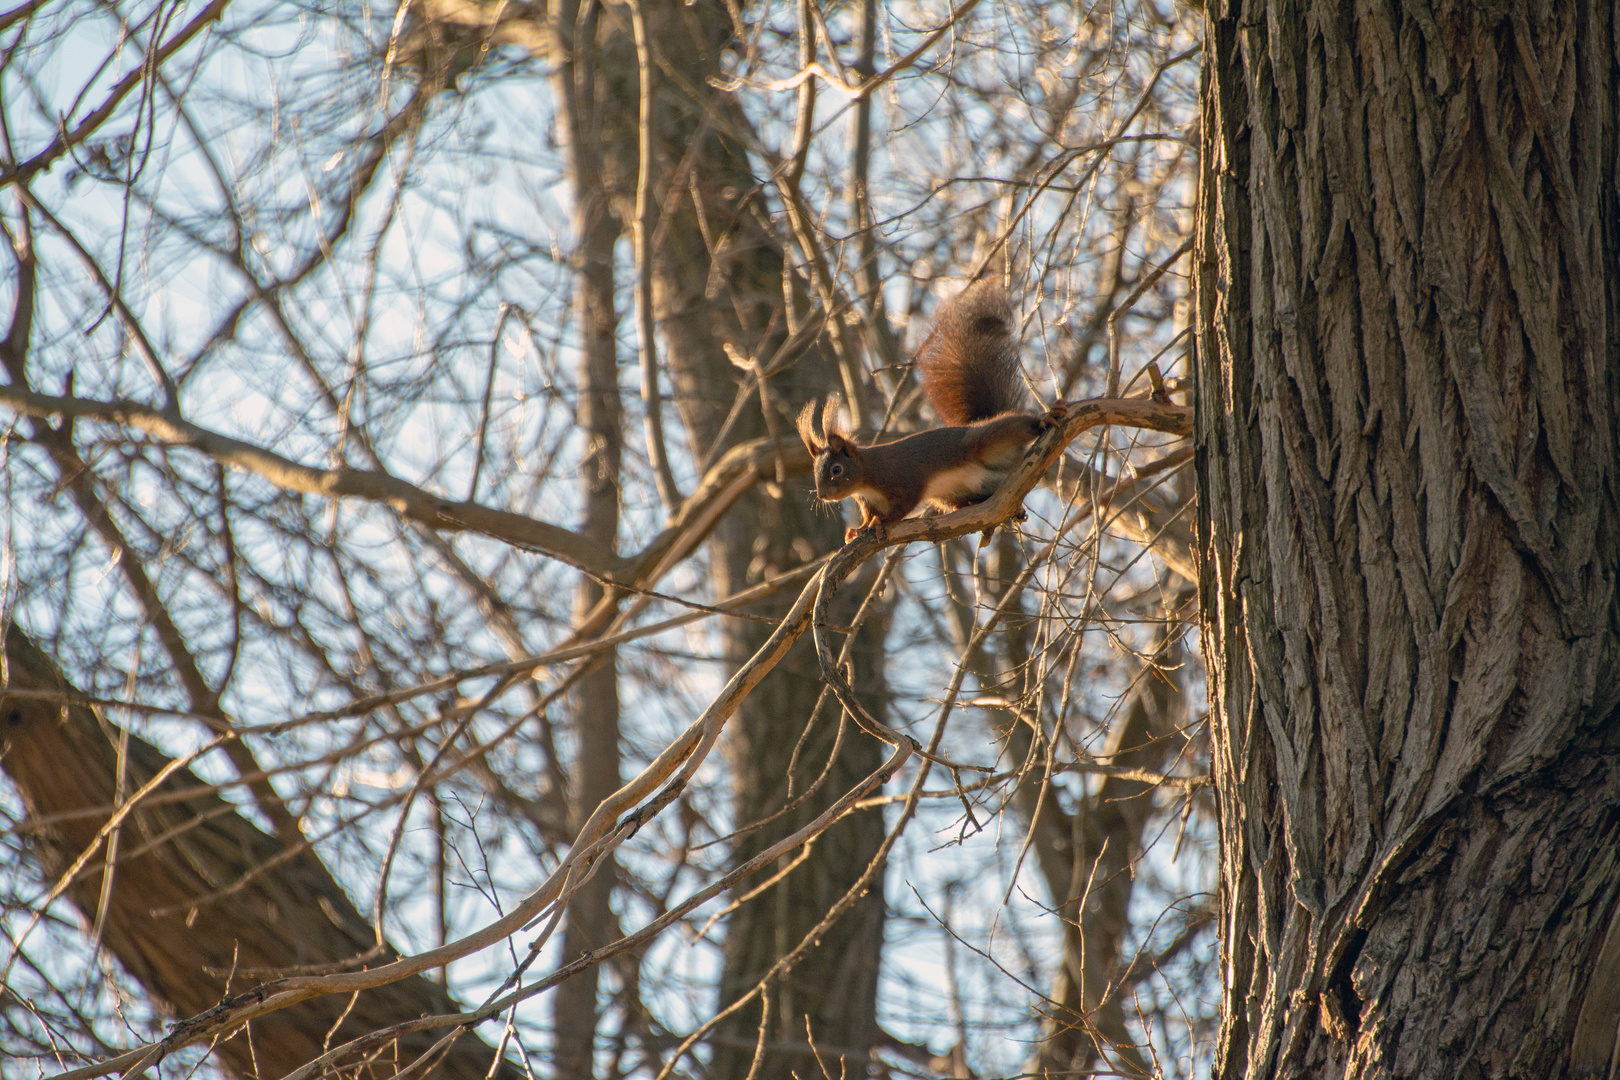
[830,464,843,478]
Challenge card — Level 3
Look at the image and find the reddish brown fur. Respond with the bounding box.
[917,279,1025,424]
[797,286,1065,542]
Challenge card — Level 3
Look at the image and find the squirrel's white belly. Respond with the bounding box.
[847,484,891,513]
[921,460,1001,509]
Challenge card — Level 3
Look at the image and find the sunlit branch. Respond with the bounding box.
[43,569,827,1080]
[0,386,815,585]
[0,0,233,190]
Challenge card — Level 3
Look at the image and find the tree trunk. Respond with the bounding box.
[548,1,626,1073]
[1193,3,1620,1077]
[570,4,888,1075]
[953,540,1190,1077]
[0,626,519,1080]
[709,574,889,1080]
[1030,633,1186,1079]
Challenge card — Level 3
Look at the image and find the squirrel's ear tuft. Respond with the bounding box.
[796,399,824,456]
[821,392,846,441]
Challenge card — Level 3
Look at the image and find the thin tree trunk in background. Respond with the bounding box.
[846,0,900,377]
[1031,637,1186,1079]
[709,572,889,1080]
[0,627,520,1080]
[958,541,1188,1078]
[549,1,625,1074]
[577,3,889,1075]
[1194,3,1620,1077]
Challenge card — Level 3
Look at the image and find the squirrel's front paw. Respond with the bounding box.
[846,522,889,543]
[1041,402,1070,428]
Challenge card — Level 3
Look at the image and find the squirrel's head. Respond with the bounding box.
[796,393,864,501]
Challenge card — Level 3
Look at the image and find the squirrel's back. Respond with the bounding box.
[917,279,1026,426]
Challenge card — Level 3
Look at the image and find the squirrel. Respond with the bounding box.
[796,280,1068,542]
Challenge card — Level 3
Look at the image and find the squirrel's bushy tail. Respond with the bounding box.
[917,279,1025,425]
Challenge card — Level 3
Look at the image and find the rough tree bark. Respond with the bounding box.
[0,627,519,1080]
[1194,2,1620,1078]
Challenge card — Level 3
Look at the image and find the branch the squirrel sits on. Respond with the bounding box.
[796,280,1068,543]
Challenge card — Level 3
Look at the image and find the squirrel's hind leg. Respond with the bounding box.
[977,506,1030,546]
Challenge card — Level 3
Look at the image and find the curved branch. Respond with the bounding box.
[808,392,1191,738]
[855,394,1190,554]
[279,734,909,1080]
[0,386,809,586]
[0,0,232,190]
[45,570,827,1080]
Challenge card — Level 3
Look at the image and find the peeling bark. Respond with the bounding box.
[1194,2,1620,1077]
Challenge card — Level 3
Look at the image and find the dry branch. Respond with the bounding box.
[0,386,808,585]
[39,572,825,1080]
[0,628,521,1080]
[830,393,1190,556]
